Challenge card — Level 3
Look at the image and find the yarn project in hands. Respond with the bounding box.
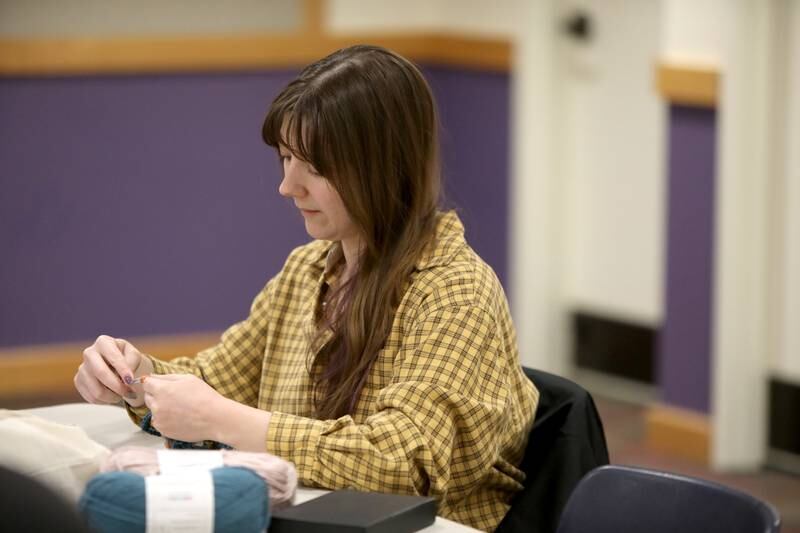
[101,445,297,508]
[139,411,231,450]
[79,467,269,533]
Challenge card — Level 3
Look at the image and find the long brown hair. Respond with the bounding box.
[262,45,441,419]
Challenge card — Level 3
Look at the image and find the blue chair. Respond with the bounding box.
[556,465,781,533]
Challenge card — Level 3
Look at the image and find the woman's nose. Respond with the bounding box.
[278,160,306,198]
[278,175,293,197]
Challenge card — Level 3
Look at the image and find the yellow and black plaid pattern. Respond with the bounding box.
[138,211,539,531]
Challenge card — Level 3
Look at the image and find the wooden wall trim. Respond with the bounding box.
[0,332,220,398]
[656,63,719,108]
[0,33,510,76]
[645,403,711,464]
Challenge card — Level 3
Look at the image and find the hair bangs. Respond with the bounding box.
[262,91,331,177]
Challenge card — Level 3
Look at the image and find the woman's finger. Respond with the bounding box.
[84,346,130,398]
[119,340,143,369]
[75,369,121,404]
[94,335,135,384]
[74,370,99,404]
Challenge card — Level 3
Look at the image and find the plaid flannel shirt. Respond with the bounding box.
[131,211,538,531]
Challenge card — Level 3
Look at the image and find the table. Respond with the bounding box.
[23,403,479,532]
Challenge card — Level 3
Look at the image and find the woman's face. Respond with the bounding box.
[278,146,360,246]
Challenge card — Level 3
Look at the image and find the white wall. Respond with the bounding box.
[327,0,522,37]
[557,0,665,325]
[774,0,800,382]
[661,0,731,65]
[327,0,441,34]
[710,0,774,469]
[509,0,564,372]
[0,0,299,37]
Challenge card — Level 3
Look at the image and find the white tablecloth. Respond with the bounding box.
[22,403,479,532]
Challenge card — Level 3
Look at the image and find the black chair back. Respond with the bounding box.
[496,367,609,533]
[556,465,781,533]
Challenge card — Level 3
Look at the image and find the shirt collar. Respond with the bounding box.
[322,242,345,285]
[414,210,465,271]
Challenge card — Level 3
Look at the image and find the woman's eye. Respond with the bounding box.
[308,165,321,176]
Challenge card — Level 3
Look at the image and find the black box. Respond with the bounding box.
[269,490,437,533]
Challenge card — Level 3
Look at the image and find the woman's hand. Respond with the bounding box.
[143,374,272,450]
[74,335,151,407]
[142,374,228,442]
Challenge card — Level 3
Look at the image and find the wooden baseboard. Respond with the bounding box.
[0,332,220,399]
[645,404,711,464]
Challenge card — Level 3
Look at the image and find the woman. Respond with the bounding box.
[74,44,538,531]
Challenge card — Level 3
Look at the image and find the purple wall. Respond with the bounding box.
[659,105,717,413]
[425,66,509,289]
[0,67,509,349]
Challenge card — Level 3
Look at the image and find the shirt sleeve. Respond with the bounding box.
[265,302,511,501]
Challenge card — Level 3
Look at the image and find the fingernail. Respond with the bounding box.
[123,375,133,385]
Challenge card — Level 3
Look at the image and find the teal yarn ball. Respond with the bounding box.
[79,467,269,533]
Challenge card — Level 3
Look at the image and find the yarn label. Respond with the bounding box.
[145,471,214,533]
[157,449,224,475]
